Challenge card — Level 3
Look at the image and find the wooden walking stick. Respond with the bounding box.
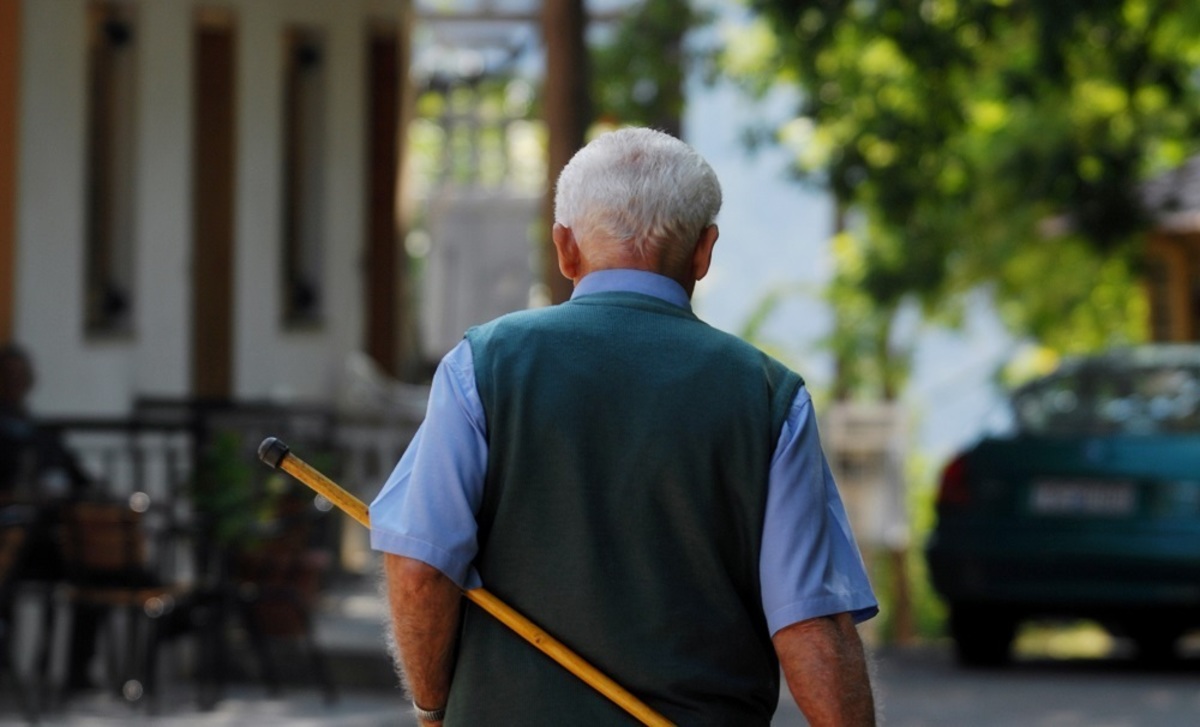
[257,437,674,727]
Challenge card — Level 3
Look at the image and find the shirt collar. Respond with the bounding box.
[570,269,691,310]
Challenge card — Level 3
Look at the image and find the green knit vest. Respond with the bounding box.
[449,292,803,726]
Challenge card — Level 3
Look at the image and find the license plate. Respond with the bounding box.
[1029,480,1136,516]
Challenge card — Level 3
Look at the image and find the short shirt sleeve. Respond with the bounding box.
[759,387,879,635]
[369,340,487,589]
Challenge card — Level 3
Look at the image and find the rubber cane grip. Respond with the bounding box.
[257,437,291,470]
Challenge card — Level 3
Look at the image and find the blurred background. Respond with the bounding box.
[2,0,1200,723]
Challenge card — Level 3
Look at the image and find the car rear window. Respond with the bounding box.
[1013,362,1200,436]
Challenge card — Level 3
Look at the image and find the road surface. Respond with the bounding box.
[772,643,1200,726]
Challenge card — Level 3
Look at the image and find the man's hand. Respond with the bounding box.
[773,612,875,726]
[383,554,462,722]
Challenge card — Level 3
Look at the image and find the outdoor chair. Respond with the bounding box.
[230,489,338,704]
[55,496,212,711]
[0,506,38,722]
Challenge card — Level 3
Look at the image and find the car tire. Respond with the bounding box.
[1125,624,1182,665]
[948,605,1016,667]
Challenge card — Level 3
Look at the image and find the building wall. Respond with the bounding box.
[15,0,404,415]
[232,0,367,402]
[16,0,98,413]
[135,0,192,403]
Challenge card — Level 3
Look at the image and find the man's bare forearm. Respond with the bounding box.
[773,612,875,726]
[383,554,462,722]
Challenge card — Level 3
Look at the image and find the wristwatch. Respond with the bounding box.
[413,701,447,723]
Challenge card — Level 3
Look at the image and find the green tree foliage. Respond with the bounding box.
[724,0,1200,396]
[592,0,711,136]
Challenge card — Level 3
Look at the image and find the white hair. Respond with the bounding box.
[554,127,722,270]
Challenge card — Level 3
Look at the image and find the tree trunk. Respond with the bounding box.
[541,0,591,305]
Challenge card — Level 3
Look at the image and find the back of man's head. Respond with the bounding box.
[554,127,721,274]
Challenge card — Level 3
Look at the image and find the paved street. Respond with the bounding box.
[0,686,409,727]
[771,642,1200,727]
[2,630,1199,725]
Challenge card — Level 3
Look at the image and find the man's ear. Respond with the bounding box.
[552,223,581,281]
[691,225,719,282]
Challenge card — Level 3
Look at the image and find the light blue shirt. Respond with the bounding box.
[370,269,878,634]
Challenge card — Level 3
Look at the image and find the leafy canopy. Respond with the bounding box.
[724,0,1200,394]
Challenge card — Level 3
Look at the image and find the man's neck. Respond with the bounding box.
[576,261,692,297]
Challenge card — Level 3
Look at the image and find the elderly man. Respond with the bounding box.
[371,128,878,726]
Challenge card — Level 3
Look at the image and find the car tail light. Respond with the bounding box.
[937,454,971,507]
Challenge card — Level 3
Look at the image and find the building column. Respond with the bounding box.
[0,0,20,342]
[541,0,590,305]
[365,4,415,379]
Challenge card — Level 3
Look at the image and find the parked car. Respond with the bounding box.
[926,344,1200,665]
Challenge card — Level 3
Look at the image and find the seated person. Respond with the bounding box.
[0,343,96,691]
[0,344,90,499]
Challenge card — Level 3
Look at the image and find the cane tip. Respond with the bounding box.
[258,437,291,469]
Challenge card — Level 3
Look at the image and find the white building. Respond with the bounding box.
[2,0,412,415]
